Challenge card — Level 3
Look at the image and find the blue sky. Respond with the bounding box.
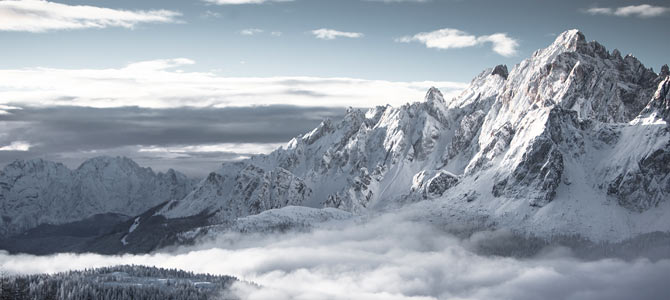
[0,0,668,174]
[1,0,669,82]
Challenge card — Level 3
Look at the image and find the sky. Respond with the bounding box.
[0,0,668,176]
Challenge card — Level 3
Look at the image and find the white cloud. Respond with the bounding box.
[364,0,430,2]
[477,33,520,57]
[0,58,467,109]
[396,28,519,57]
[239,29,282,37]
[0,104,21,115]
[204,0,294,5]
[139,143,285,158]
[585,4,670,18]
[201,10,222,18]
[311,28,364,40]
[0,211,669,299]
[0,141,31,151]
[240,28,264,35]
[0,0,181,32]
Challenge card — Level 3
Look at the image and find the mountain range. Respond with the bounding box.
[1,29,668,254]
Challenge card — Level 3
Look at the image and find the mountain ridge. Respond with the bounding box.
[155,29,669,242]
[0,156,197,237]
[1,29,668,251]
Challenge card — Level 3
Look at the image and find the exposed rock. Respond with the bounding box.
[492,135,564,207]
[491,64,509,79]
[412,170,459,199]
[609,145,670,212]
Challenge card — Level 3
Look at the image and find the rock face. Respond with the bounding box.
[0,156,196,237]
[412,170,459,199]
[157,29,669,241]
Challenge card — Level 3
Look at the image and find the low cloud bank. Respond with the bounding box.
[1,212,669,300]
[0,59,466,109]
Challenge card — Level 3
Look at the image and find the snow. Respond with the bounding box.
[0,156,196,237]
[129,217,141,233]
[156,30,669,243]
[4,29,668,245]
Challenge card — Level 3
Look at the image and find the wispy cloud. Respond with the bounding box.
[396,28,519,57]
[139,143,285,157]
[200,10,222,19]
[239,28,282,37]
[584,4,670,18]
[203,0,294,5]
[311,28,364,40]
[0,105,21,115]
[0,105,345,176]
[364,0,430,2]
[0,58,467,109]
[0,141,31,151]
[0,0,181,32]
[239,28,264,35]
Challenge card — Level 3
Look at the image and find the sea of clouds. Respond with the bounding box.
[1,212,669,300]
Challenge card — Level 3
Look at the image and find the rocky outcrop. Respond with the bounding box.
[412,170,459,199]
[492,135,564,207]
[608,140,670,212]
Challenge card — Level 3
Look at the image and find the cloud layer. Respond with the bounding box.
[585,4,670,18]
[0,211,669,299]
[0,59,464,175]
[203,0,294,5]
[0,0,181,32]
[311,28,364,40]
[0,105,345,176]
[396,28,519,57]
[0,58,466,109]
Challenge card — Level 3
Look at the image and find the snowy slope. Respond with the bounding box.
[155,29,669,242]
[3,29,661,245]
[154,30,670,239]
[0,156,196,237]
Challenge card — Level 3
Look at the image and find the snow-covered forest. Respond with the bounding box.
[0,265,238,300]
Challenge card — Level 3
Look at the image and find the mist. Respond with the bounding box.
[1,211,669,300]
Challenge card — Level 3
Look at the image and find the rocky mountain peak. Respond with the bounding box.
[77,156,141,171]
[425,87,445,103]
[491,64,508,79]
[5,158,65,172]
[551,29,586,52]
[661,64,670,77]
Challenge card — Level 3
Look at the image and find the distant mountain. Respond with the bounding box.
[155,29,669,242]
[0,156,196,237]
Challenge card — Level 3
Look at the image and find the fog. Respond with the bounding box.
[1,212,669,300]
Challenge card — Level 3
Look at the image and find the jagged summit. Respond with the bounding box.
[425,86,444,102]
[491,64,508,79]
[661,64,670,77]
[551,29,586,51]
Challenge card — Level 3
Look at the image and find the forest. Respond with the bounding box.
[0,265,238,300]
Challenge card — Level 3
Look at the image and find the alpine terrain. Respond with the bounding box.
[1,29,668,254]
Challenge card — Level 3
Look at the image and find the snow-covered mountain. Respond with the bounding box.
[157,29,670,242]
[0,156,196,237]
